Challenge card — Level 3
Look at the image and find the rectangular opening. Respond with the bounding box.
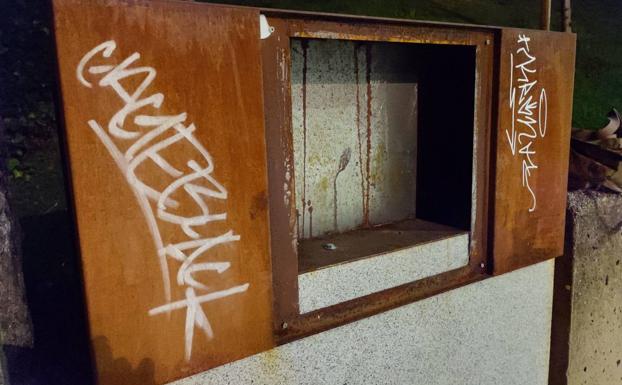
[290,38,476,279]
[286,37,480,312]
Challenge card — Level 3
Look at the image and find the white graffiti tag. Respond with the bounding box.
[505,34,548,213]
[77,40,249,361]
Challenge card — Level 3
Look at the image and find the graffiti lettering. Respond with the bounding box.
[505,34,548,212]
[77,40,248,361]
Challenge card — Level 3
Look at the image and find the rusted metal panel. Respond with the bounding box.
[51,0,274,383]
[261,7,504,32]
[492,29,576,275]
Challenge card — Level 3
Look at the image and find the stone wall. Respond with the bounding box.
[0,167,31,385]
[551,191,622,385]
[0,114,32,349]
[0,180,32,348]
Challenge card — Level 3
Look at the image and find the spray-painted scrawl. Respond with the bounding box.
[505,34,548,213]
[76,40,249,361]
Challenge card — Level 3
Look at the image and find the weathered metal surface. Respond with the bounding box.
[51,1,273,383]
[260,16,301,333]
[48,0,577,376]
[263,16,493,343]
[262,8,504,34]
[492,29,576,275]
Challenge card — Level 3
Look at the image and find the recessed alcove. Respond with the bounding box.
[290,38,476,289]
[288,38,477,312]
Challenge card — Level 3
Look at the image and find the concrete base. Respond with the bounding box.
[298,233,469,313]
[171,260,554,385]
[551,191,622,385]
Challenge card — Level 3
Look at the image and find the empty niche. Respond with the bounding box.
[290,38,476,312]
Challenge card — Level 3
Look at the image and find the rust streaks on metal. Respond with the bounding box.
[295,31,453,45]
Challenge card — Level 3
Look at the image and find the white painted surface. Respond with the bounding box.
[259,14,274,39]
[298,233,469,313]
[170,260,554,385]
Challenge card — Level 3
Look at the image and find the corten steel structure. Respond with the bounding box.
[50,0,576,384]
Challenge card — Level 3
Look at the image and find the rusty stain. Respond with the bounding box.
[308,201,313,237]
[293,31,468,47]
[354,43,366,224]
[301,39,309,239]
[364,44,372,227]
[227,43,248,128]
[54,1,279,382]
[249,190,268,220]
[493,29,576,274]
[295,209,301,239]
[333,147,352,231]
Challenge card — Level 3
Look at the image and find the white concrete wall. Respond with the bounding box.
[290,39,419,238]
[171,260,554,385]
